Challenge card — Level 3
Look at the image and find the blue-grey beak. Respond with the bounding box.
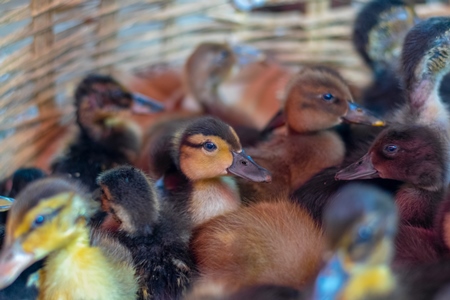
[0,196,14,212]
[131,93,164,114]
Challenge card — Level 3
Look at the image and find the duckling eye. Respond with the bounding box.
[357,226,373,243]
[384,144,399,155]
[32,215,46,228]
[216,50,230,64]
[203,142,217,152]
[322,93,335,102]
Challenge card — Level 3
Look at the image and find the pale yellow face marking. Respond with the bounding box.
[9,193,89,256]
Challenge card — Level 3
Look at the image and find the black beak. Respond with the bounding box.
[228,150,272,183]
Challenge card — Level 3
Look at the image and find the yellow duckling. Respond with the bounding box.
[0,178,138,300]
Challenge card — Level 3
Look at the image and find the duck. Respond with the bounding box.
[191,198,324,291]
[293,16,450,227]
[51,73,164,191]
[311,183,399,300]
[238,66,384,202]
[0,177,138,299]
[150,116,271,225]
[96,165,195,300]
[184,42,289,131]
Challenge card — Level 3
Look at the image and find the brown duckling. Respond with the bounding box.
[97,165,194,300]
[239,66,384,201]
[191,199,324,291]
[0,177,138,299]
[51,73,163,191]
[150,116,271,225]
[185,42,287,130]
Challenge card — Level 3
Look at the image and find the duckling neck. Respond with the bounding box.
[395,184,445,228]
[189,177,241,226]
[40,228,128,300]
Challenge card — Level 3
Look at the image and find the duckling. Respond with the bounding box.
[239,66,384,201]
[0,177,138,299]
[150,116,271,225]
[51,73,163,191]
[97,166,194,300]
[191,199,324,291]
[185,42,286,130]
[352,0,419,116]
[312,183,399,300]
[294,16,450,226]
[353,0,450,117]
[336,126,446,227]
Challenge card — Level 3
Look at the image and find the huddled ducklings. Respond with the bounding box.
[97,166,195,300]
[0,177,138,299]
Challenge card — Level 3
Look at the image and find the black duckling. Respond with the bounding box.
[353,0,419,116]
[51,74,163,191]
[150,116,271,225]
[97,166,195,300]
[312,183,399,300]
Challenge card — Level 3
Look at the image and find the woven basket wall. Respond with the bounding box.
[1,0,449,179]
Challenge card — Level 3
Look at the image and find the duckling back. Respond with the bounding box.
[192,199,324,291]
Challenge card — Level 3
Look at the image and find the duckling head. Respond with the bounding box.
[97,166,159,237]
[336,126,446,191]
[313,184,397,299]
[353,0,419,73]
[174,116,271,182]
[75,74,164,153]
[0,178,96,289]
[185,43,265,106]
[401,17,450,107]
[264,67,384,134]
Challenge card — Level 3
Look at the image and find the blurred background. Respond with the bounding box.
[0,0,449,178]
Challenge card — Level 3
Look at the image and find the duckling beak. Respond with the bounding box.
[335,153,380,181]
[261,110,285,135]
[231,44,267,67]
[0,196,13,212]
[342,103,385,126]
[0,242,36,289]
[131,93,164,114]
[228,150,272,183]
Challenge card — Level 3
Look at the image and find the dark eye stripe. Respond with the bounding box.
[182,140,204,149]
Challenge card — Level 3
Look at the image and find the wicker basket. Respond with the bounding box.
[1,0,449,178]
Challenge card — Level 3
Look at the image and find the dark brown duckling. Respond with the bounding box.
[150,116,271,226]
[97,166,194,300]
[336,125,446,227]
[51,74,163,191]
